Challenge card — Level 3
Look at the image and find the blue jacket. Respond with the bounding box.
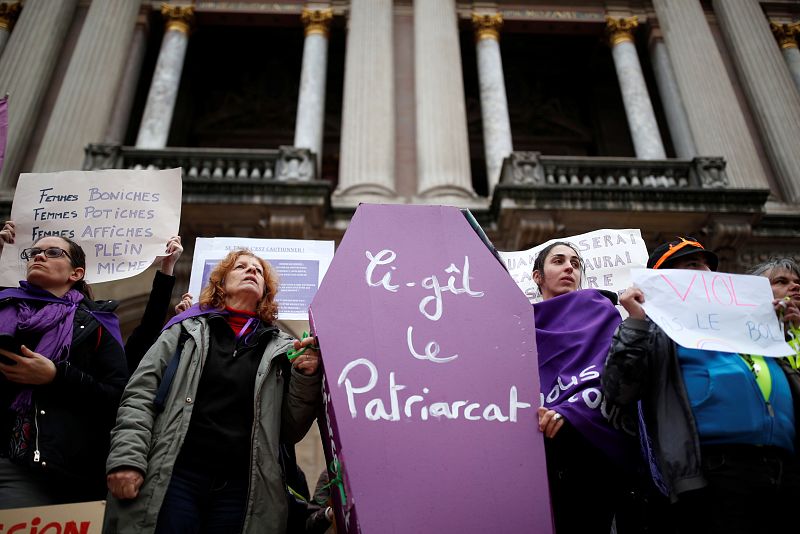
[602,317,800,502]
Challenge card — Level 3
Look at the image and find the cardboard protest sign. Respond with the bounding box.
[632,268,793,356]
[500,229,648,302]
[0,500,105,533]
[0,169,181,286]
[309,204,551,534]
[189,237,334,321]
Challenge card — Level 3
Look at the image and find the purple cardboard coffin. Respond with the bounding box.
[309,204,552,534]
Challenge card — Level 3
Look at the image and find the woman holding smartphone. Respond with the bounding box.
[0,233,127,509]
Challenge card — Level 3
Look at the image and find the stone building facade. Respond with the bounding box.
[1,0,800,475]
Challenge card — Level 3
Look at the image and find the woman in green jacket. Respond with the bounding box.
[105,249,322,534]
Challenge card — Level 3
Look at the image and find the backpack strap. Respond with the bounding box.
[153,328,191,413]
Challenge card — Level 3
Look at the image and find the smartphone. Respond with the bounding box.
[0,333,21,366]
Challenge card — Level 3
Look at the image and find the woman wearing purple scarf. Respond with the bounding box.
[532,241,645,533]
[104,249,322,534]
[0,234,127,509]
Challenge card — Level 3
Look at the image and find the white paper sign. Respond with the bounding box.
[0,500,105,533]
[632,268,793,357]
[189,237,335,321]
[0,169,182,286]
[499,229,648,302]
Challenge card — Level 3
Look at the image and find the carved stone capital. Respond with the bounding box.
[275,146,315,182]
[161,4,195,35]
[691,156,729,188]
[268,213,306,238]
[302,8,333,38]
[0,2,21,32]
[739,248,800,270]
[83,143,122,171]
[707,220,752,251]
[605,15,638,47]
[770,21,800,50]
[513,216,560,252]
[706,219,753,271]
[472,12,503,42]
[503,151,545,185]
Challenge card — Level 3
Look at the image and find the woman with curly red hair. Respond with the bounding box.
[104,249,322,534]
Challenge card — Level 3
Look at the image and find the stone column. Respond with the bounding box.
[33,0,142,172]
[293,7,333,175]
[652,0,769,189]
[0,0,78,186]
[473,12,513,193]
[606,16,666,160]
[713,0,800,203]
[649,31,695,158]
[770,22,800,94]
[415,0,475,200]
[135,5,193,149]
[335,0,395,200]
[105,8,150,144]
[0,2,21,58]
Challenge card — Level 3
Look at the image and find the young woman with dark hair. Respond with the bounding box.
[0,234,128,508]
[532,241,646,533]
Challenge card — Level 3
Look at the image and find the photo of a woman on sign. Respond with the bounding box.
[104,249,323,534]
[0,229,128,509]
[531,241,646,534]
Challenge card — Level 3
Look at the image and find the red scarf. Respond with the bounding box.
[224,306,257,337]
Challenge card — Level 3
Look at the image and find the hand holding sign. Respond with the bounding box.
[160,235,183,276]
[619,286,646,320]
[0,220,15,249]
[776,297,800,329]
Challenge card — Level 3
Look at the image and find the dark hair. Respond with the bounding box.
[532,241,584,292]
[32,236,93,299]
[748,257,800,280]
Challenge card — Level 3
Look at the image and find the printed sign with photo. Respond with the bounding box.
[189,237,334,321]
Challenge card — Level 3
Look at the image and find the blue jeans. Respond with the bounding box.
[155,464,249,534]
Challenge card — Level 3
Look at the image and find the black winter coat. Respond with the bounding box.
[0,297,129,499]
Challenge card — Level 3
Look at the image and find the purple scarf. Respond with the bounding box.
[163,303,218,331]
[0,281,122,412]
[163,303,263,344]
[534,289,635,465]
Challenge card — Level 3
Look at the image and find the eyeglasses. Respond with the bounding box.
[652,237,704,270]
[20,247,73,262]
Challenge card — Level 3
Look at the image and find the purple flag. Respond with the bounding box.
[534,289,636,465]
[310,204,552,534]
[0,95,7,174]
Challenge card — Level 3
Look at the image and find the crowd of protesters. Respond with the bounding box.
[0,218,798,534]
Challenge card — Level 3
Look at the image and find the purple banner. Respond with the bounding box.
[0,96,7,175]
[534,289,636,464]
[309,204,552,534]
